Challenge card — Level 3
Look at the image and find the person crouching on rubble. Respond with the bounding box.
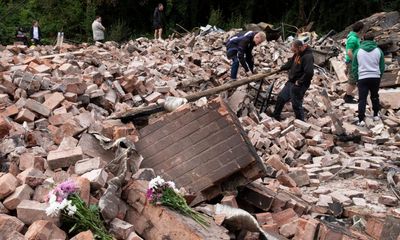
[272,39,314,121]
[225,31,266,80]
[352,32,384,127]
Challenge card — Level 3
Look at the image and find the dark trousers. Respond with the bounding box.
[357,77,380,121]
[273,81,309,121]
[227,48,252,80]
[227,48,239,79]
[32,38,40,45]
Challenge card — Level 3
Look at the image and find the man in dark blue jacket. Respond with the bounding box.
[272,40,314,121]
[226,31,266,79]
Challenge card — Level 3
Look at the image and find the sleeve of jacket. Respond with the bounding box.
[280,57,293,71]
[297,54,314,85]
[379,48,385,76]
[351,49,359,81]
[237,37,251,72]
[99,23,105,31]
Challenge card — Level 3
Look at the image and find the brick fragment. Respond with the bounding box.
[47,146,84,170]
[3,184,34,210]
[0,173,19,199]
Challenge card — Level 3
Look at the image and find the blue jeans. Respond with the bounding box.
[231,57,239,79]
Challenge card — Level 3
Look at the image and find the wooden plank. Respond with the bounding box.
[381,69,400,88]
[330,58,348,83]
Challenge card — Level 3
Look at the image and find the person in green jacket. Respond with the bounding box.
[343,21,364,104]
[352,32,385,126]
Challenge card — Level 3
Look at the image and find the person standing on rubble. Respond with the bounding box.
[272,40,314,121]
[225,31,266,80]
[92,16,106,43]
[343,21,364,104]
[29,20,41,46]
[153,3,164,40]
[352,32,384,126]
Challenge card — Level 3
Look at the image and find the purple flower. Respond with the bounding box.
[58,180,77,195]
[146,188,154,201]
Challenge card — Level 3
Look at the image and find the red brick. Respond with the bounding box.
[0,173,19,199]
[70,230,95,240]
[25,99,50,117]
[47,146,84,170]
[366,218,384,239]
[1,105,19,117]
[221,195,238,208]
[265,154,288,173]
[261,223,279,233]
[378,195,398,207]
[0,214,25,239]
[16,200,57,225]
[272,208,298,226]
[32,64,51,73]
[15,109,35,123]
[43,92,65,110]
[19,153,45,171]
[48,112,74,126]
[256,212,274,225]
[277,172,297,187]
[0,116,12,139]
[318,223,343,240]
[3,184,34,210]
[294,218,319,240]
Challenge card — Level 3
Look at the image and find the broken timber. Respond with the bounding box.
[113,69,281,119]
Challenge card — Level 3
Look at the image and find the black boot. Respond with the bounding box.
[344,94,357,104]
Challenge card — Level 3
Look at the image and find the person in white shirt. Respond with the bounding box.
[30,20,41,45]
[92,16,106,42]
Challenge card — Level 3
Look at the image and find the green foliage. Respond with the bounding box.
[225,13,248,30]
[1,0,400,45]
[107,19,131,42]
[208,8,224,26]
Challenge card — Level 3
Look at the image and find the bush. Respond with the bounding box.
[208,8,223,27]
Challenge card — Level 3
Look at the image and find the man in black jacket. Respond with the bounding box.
[226,31,266,79]
[153,3,164,40]
[272,40,314,121]
[30,20,41,45]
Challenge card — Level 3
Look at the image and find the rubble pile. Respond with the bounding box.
[0,11,399,240]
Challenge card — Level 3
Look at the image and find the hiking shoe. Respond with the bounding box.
[357,121,365,127]
[344,95,358,104]
[373,113,381,121]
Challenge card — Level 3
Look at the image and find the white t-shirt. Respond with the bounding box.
[33,26,39,40]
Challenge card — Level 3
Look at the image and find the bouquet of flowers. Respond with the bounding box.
[45,180,112,240]
[146,176,209,227]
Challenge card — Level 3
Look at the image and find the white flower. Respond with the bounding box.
[48,193,57,204]
[66,203,77,216]
[46,204,59,217]
[149,176,165,189]
[166,181,178,191]
[46,202,60,217]
[58,199,68,210]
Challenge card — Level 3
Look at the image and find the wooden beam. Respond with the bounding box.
[111,70,281,119]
